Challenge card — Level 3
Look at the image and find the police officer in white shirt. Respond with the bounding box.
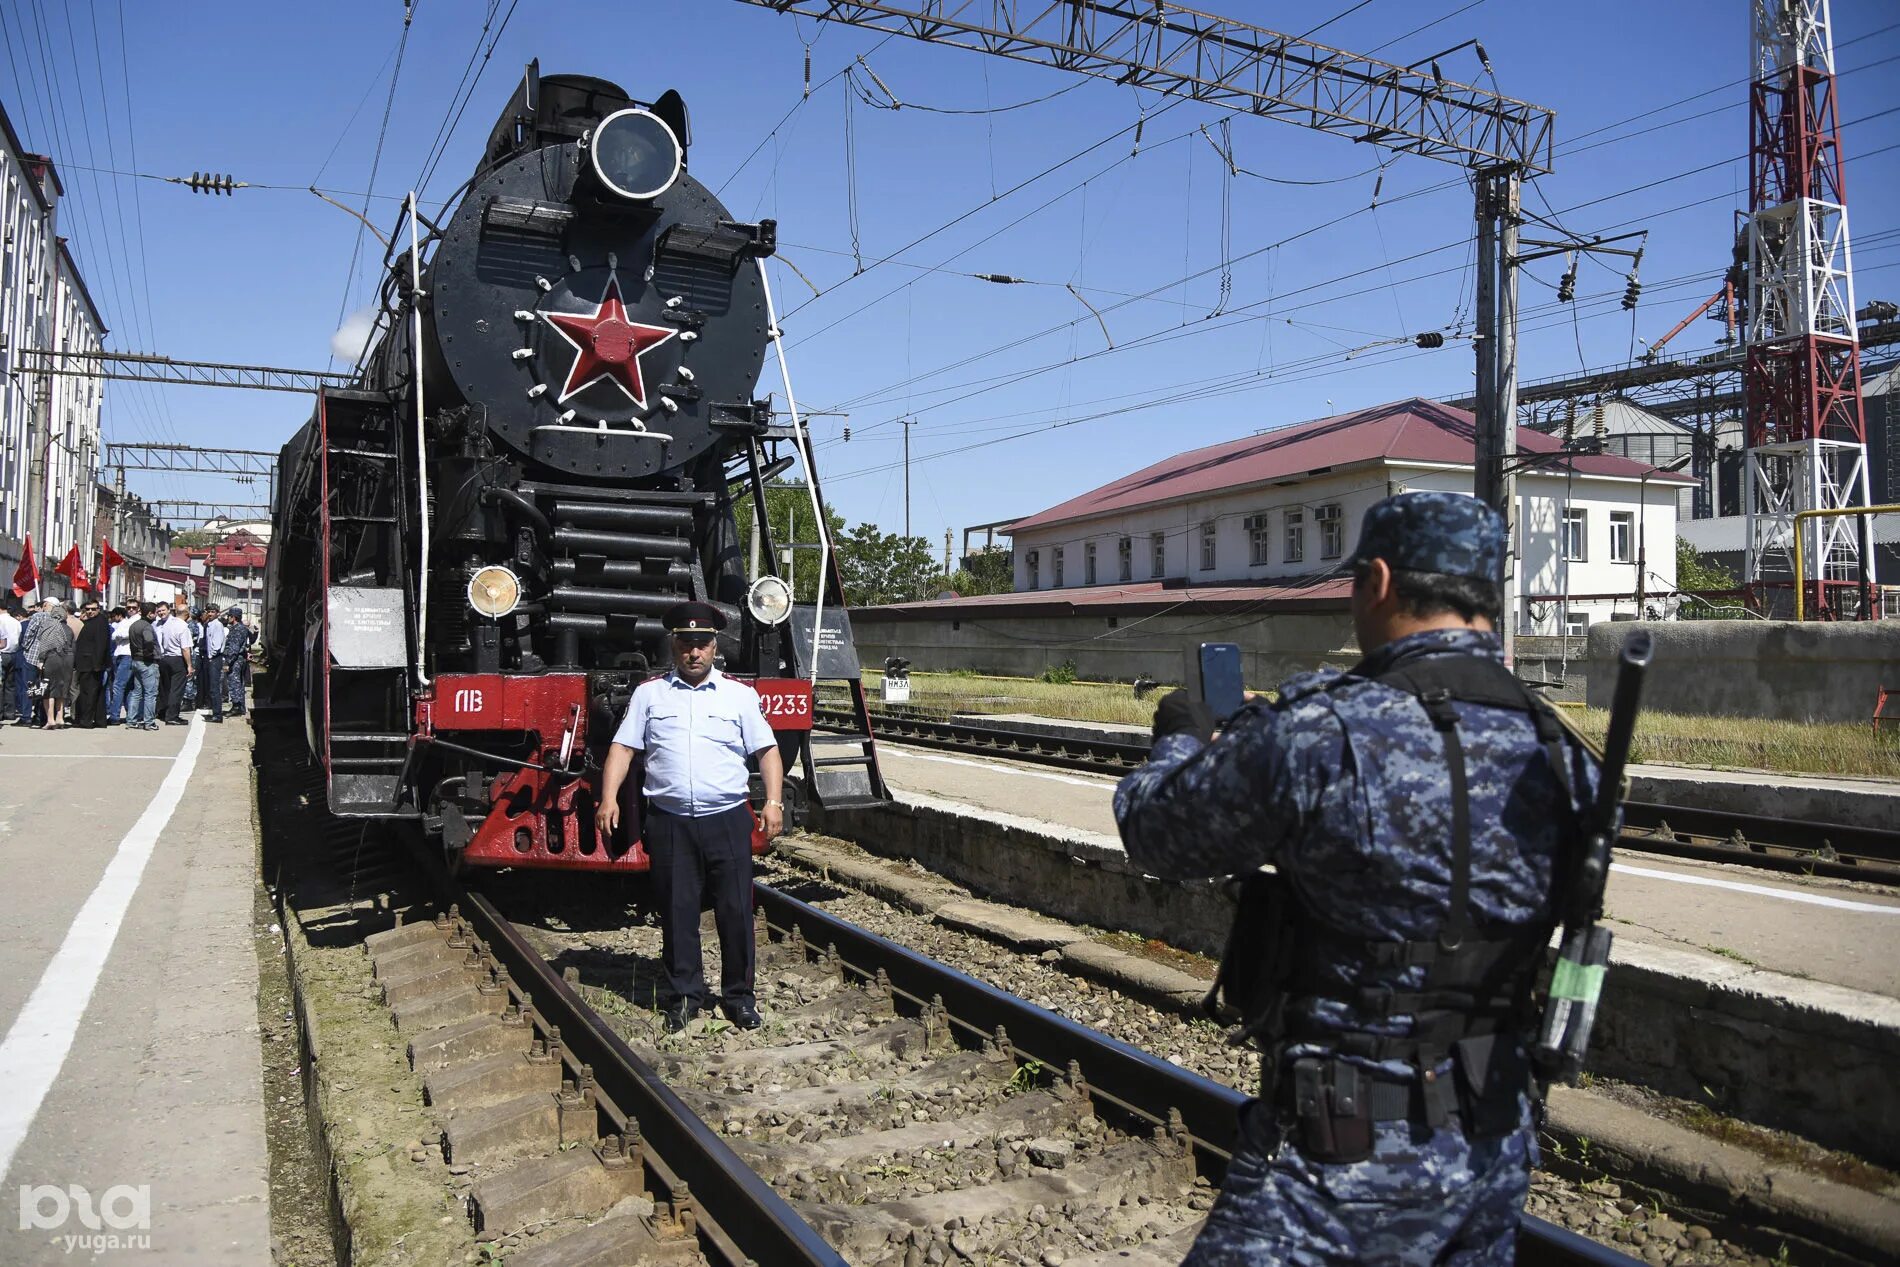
[595,602,785,1032]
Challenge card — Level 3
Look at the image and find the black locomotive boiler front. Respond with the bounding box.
[268,65,826,873]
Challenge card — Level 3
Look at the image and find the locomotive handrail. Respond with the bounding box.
[530,423,675,440]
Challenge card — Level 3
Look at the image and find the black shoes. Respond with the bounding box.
[662,1002,702,1034]
[722,1000,763,1030]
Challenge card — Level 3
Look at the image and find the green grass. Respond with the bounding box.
[1568,708,1900,779]
[855,669,1162,727]
[848,670,1900,778]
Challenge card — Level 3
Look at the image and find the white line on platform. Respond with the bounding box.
[0,715,207,1183]
[880,746,1116,788]
[0,752,177,760]
[1611,862,1900,915]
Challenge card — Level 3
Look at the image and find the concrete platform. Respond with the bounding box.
[821,740,1900,1167]
[0,717,269,1265]
[873,744,1900,998]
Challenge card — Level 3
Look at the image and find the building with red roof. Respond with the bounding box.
[1000,397,1694,637]
[850,399,1695,688]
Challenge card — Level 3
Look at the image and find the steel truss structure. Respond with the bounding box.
[17,349,353,395]
[1743,0,1875,618]
[734,1,1554,172]
[105,443,277,476]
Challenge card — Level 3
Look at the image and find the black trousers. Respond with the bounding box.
[646,803,756,1009]
[158,655,188,721]
[74,670,106,727]
[197,651,224,720]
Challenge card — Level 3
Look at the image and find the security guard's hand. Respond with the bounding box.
[762,802,784,840]
[1152,690,1215,745]
[596,799,621,838]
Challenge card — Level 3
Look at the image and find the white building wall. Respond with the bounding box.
[1010,458,1682,638]
[45,248,104,574]
[0,143,53,549]
[0,122,105,593]
[1012,468,1396,591]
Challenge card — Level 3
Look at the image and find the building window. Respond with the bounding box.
[1316,504,1343,560]
[1284,509,1305,563]
[1562,508,1588,562]
[1053,546,1066,586]
[1565,610,1590,638]
[1117,536,1132,583]
[1084,541,1097,585]
[1609,511,1634,563]
[1026,550,1039,589]
[1151,532,1166,578]
[1199,521,1217,571]
[1244,513,1271,566]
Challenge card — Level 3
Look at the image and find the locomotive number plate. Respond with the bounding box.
[752,678,814,731]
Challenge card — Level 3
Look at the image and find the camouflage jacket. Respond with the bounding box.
[1115,628,1598,1053]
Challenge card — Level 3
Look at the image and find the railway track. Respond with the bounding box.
[389,872,1635,1267]
[822,707,1900,884]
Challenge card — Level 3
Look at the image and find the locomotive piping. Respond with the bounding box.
[480,485,552,539]
[409,193,432,690]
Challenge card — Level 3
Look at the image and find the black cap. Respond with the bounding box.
[664,601,726,635]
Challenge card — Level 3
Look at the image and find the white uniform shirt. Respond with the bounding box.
[612,668,776,818]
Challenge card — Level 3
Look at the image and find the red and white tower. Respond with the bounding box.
[1743,0,1875,618]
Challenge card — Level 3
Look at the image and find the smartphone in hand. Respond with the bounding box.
[1198,642,1245,724]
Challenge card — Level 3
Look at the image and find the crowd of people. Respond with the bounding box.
[0,595,256,730]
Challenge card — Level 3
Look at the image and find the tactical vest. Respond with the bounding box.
[1207,652,1579,1155]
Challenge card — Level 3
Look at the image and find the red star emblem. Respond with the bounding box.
[540,276,677,407]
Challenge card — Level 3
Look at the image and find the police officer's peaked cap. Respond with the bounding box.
[1348,491,1507,585]
[664,600,727,635]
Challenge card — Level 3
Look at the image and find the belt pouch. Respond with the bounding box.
[1453,1033,1528,1137]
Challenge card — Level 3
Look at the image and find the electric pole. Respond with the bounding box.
[900,417,916,539]
[1473,165,1523,665]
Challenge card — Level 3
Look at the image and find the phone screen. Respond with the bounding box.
[1198,642,1245,723]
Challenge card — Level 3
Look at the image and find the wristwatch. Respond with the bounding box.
[765,800,784,809]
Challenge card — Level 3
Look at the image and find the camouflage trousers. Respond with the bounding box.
[1181,1100,1533,1266]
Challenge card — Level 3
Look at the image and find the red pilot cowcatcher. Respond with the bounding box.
[422,674,811,873]
[541,275,677,408]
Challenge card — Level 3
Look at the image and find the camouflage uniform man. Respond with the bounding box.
[1115,491,1598,1266]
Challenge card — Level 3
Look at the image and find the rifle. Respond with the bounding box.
[1533,629,1653,1084]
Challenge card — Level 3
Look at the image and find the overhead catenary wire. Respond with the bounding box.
[817,116,1900,437]
[328,1,418,371]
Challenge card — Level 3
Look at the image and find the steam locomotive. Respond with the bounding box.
[266,64,884,872]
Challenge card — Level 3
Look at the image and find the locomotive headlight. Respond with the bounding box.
[586,109,682,201]
[746,575,793,627]
[468,565,522,619]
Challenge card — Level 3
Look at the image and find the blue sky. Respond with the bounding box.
[6,0,1896,557]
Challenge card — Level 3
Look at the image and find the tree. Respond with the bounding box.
[1675,539,1746,620]
[835,522,940,607]
[731,481,845,603]
[170,529,218,550]
[957,546,1014,595]
[1676,538,1736,590]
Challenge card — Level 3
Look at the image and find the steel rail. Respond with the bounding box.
[822,710,1900,880]
[753,882,1635,1267]
[455,889,847,1267]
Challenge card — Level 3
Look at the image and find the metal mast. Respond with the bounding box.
[1743,0,1875,618]
[733,0,1556,658]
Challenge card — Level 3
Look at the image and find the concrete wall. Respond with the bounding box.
[851,608,1360,689]
[1587,620,1900,722]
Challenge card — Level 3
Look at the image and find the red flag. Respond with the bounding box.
[54,544,94,592]
[9,534,36,597]
[98,538,126,584]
